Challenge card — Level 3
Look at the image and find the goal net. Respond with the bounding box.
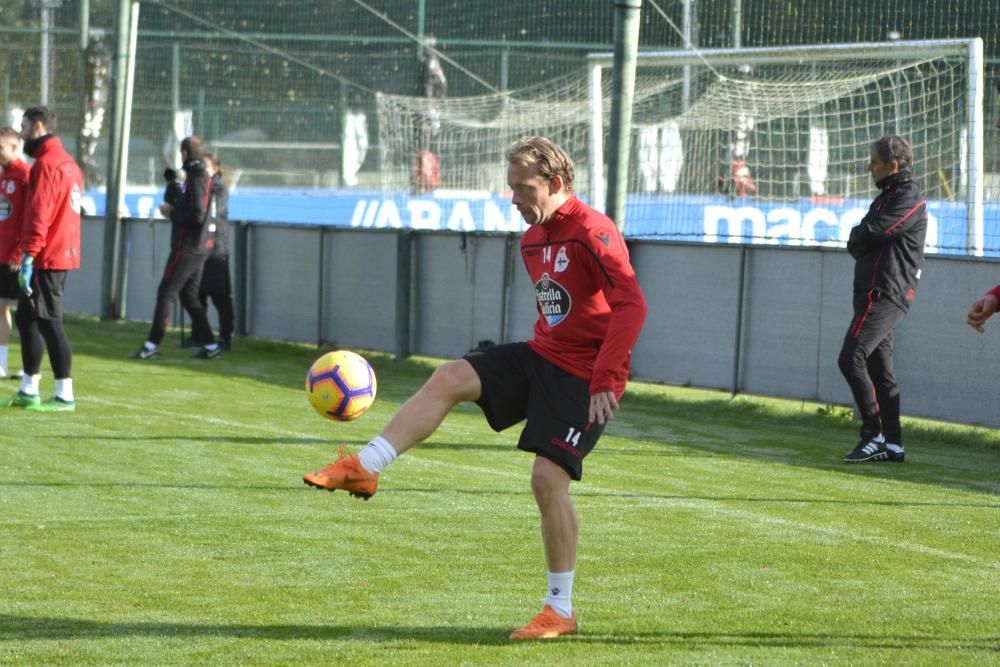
[595,39,984,253]
[377,39,984,253]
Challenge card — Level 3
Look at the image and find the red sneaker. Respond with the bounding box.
[509,605,577,640]
[303,446,379,500]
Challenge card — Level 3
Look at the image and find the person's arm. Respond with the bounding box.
[588,230,648,424]
[18,165,52,260]
[967,285,1000,333]
[847,187,925,257]
[171,170,210,228]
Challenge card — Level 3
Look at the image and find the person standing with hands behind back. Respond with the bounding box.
[5,106,83,412]
[839,135,926,463]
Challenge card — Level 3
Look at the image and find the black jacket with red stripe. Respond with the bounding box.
[169,159,214,255]
[847,169,926,310]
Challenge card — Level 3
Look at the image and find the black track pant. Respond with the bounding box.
[837,290,907,444]
[16,269,72,379]
[147,250,215,346]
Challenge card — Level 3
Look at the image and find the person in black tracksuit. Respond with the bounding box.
[840,135,926,463]
[130,135,220,360]
[197,153,234,350]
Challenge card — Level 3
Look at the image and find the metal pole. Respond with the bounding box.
[681,0,692,111]
[605,0,642,230]
[394,229,413,359]
[731,245,747,396]
[40,4,51,105]
[76,0,90,167]
[731,0,741,49]
[101,0,140,320]
[966,37,985,256]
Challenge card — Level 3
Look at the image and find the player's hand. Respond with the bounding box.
[159,202,173,216]
[589,390,619,425]
[17,254,33,297]
[967,293,998,333]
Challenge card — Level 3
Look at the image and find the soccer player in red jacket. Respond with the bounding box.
[5,107,83,412]
[0,126,30,380]
[303,136,648,639]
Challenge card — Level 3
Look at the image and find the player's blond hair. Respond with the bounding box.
[506,136,575,194]
[0,126,21,142]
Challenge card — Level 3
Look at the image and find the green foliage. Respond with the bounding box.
[1,316,998,664]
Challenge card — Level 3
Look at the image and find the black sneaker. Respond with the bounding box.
[844,438,890,462]
[130,345,160,360]
[884,445,905,463]
[194,345,222,360]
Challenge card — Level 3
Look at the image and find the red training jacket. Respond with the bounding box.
[19,136,84,270]
[0,158,30,265]
[521,196,648,398]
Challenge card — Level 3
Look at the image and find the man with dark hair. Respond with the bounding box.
[5,106,84,411]
[303,136,648,639]
[130,135,221,360]
[840,134,926,462]
[0,127,30,381]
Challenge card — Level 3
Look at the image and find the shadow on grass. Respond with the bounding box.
[0,615,997,651]
[0,477,996,509]
[48,316,1000,500]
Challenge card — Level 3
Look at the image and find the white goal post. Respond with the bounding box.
[588,38,985,253]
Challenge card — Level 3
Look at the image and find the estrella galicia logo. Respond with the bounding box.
[535,272,571,326]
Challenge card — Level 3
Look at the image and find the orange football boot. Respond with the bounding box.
[303,446,379,500]
[509,605,577,640]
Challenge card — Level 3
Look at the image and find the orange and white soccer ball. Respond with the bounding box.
[305,350,377,421]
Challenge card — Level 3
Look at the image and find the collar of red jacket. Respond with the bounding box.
[546,195,582,227]
[26,134,62,159]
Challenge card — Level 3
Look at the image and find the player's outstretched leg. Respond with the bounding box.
[303,445,379,500]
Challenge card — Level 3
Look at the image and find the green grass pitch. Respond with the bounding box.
[1,317,998,665]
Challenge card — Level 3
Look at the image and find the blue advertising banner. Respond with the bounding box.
[84,187,1000,256]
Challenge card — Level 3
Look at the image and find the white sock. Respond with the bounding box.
[0,344,7,372]
[544,570,574,618]
[357,436,397,474]
[144,341,158,351]
[54,378,74,402]
[870,433,885,444]
[205,343,219,351]
[886,443,904,453]
[21,373,41,396]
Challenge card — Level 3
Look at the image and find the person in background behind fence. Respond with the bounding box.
[0,127,30,381]
[5,107,84,412]
[839,135,926,463]
[130,135,221,361]
[303,136,648,640]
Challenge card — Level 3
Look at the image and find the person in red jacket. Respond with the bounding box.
[0,126,30,381]
[5,107,83,412]
[302,136,648,640]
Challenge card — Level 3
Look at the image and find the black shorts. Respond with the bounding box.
[19,269,67,320]
[463,342,604,481]
[0,264,18,300]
